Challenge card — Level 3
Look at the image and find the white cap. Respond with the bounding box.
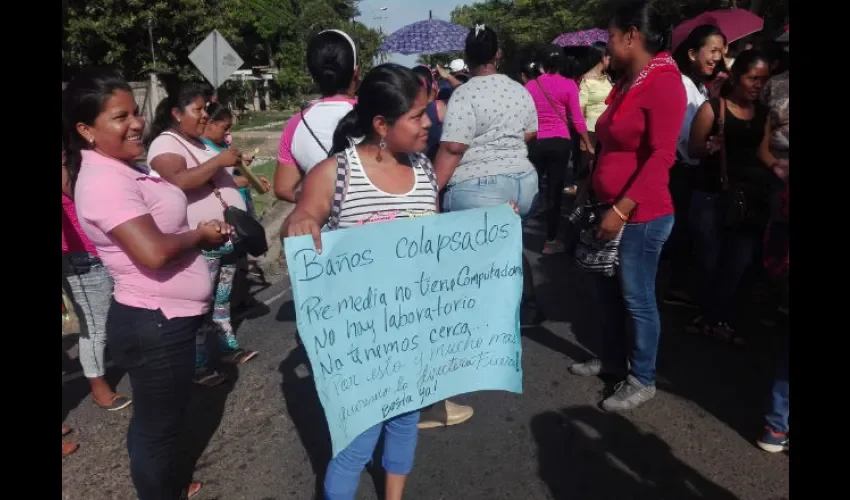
[448,58,467,73]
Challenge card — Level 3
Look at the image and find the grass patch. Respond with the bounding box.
[244,160,278,219]
[231,110,294,132]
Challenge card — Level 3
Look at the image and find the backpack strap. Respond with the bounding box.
[327,152,349,230]
[717,98,729,191]
[300,108,331,157]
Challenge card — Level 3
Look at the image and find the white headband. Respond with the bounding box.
[319,29,358,69]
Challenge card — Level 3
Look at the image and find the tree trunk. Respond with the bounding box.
[266,40,276,68]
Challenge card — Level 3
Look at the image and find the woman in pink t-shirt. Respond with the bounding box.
[63,148,131,412]
[65,69,232,500]
[525,45,594,254]
[147,83,258,387]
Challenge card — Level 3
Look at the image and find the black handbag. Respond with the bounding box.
[211,187,268,262]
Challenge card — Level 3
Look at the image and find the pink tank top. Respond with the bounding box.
[62,193,99,256]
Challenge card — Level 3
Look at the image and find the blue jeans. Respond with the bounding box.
[765,343,789,433]
[689,191,760,324]
[443,170,539,219]
[324,411,420,500]
[595,215,674,386]
[106,299,201,500]
[442,169,540,307]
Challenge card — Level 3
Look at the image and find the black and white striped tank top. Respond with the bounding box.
[328,147,438,230]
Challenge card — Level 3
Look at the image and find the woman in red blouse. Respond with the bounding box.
[569,1,686,412]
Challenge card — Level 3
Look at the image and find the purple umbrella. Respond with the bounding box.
[552,28,609,47]
[378,15,469,55]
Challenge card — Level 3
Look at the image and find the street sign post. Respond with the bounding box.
[188,30,244,89]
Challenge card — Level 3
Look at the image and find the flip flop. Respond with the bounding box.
[62,426,72,437]
[220,349,259,365]
[193,370,227,387]
[63,440,79,457]
[93,394,133,412]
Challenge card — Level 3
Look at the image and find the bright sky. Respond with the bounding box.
[356,0,468,67]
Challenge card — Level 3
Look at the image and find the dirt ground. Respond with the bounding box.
[230,130,283,160]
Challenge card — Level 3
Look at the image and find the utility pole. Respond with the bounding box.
[147,18,156,66]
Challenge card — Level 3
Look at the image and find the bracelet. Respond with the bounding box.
[612,205,629,221]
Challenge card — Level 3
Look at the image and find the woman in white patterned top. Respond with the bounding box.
[282,63,438,500]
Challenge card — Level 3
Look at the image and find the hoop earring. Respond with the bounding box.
[377,137,387,162]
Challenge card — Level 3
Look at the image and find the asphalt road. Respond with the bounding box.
[61,216,789,500]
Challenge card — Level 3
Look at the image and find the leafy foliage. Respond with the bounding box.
[449,0,787,75]
[62,0,383,102]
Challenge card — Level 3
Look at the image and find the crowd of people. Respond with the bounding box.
[61,1,789,498]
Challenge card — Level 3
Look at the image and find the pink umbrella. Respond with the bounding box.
[672,9,763,52]
[552,28,609,47]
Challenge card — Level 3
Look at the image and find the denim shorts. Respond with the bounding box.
[443,169,539,219]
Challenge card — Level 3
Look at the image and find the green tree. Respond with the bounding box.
[62,0,383,103]
[63,0,248,81]
[448,0,786,73]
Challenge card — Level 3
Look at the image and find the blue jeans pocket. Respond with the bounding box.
[106,301,199,370]
[445,170,539,218]
[106,300,160,370]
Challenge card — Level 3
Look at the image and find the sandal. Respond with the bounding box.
[93,393,133,412]
[221,348,259,365]
[62,426,72,437]
[193,370,228,387]
[685,316,745,345]
[63,440,79,457]
[247,264,263,279]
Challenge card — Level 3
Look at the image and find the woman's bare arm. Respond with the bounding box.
[280,158,336,236]
[62,166,72,198]
[758,117,778,168]
[688,102,717,160]
[274,161,304,202]
[110,215,204,270]
[149,153,227,191]
[433,142,468,190]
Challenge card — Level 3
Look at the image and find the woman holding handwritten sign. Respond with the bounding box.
[282,64,437,500]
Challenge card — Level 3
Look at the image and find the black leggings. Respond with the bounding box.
[531,137,573,241]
